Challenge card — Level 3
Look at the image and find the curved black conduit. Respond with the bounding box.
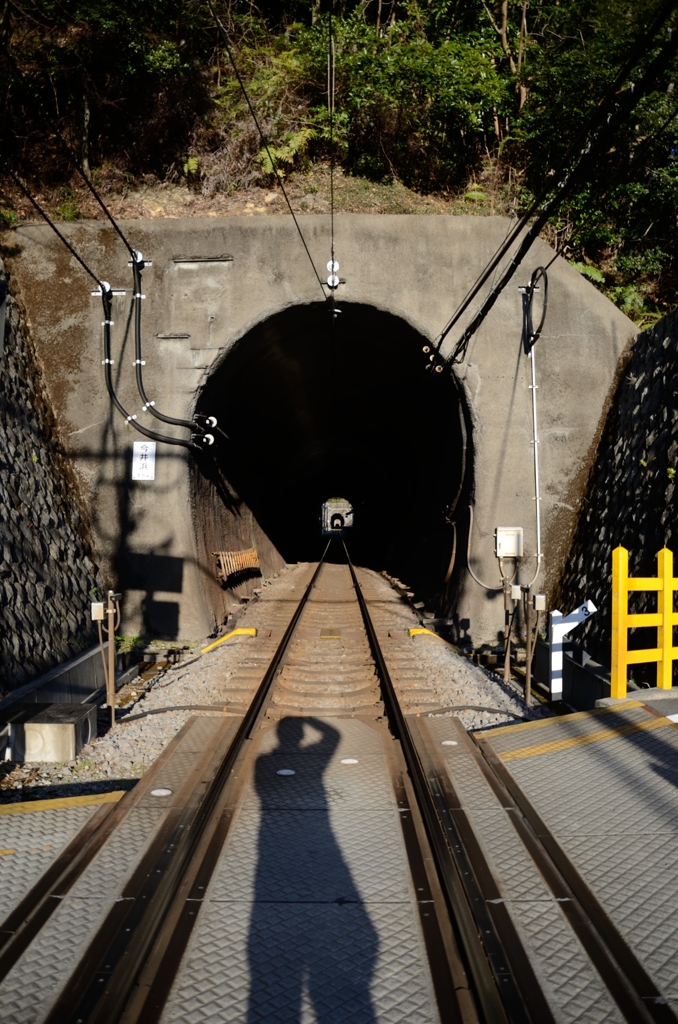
[100,286,199,450]
[130,253,217,444]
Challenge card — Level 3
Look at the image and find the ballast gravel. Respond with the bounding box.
[0,562,546,800]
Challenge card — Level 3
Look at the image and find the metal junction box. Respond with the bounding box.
[1,703,97,762]
[321,497,354,535]
[495,527,524,559]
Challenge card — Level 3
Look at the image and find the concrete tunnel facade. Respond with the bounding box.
[7,215,635,646]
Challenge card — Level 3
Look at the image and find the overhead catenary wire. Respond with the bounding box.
[206,0,327,300]
[1,46,215,445]
[433,1,678,365]
[329,2,336,273]
[2,168,202,449]
[1,103,213,446]
[1,41,136,260]
[327,2,340,320]
[5,167,103,289]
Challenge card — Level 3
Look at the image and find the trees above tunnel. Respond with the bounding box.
[1,0,676,323]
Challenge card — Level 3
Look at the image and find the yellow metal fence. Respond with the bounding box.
[611,545,678,698]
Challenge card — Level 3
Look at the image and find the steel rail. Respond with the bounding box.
[472,725,678,1024]
[343,540,537,1024]
[24,542,546,1024]
[46,543,330,1024]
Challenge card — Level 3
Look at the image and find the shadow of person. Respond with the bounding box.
[247,716,379,1023]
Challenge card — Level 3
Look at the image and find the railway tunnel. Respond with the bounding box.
[191,301,470,606]
[6,215,635,644]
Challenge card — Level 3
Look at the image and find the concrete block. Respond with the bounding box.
[0,703,97,762]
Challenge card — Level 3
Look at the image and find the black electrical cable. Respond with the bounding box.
[99,285,199,450]
[435,0,678,352]
[129,253,215,441]
[5,166,103,289]
[117,703,244,723]
[433,2,678,364]
[206,0,327,299]
[2,165,202,449]
[523,266,548,352]
[2,67,212,451]
[1,41,136,259]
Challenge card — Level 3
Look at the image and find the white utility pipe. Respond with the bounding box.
[528,344,543,586]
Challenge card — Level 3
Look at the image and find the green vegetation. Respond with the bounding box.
[115,634,144,653]
[1,1,677,321]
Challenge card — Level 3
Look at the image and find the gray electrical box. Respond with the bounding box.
[495,527,524,558]
[1,703,97,762]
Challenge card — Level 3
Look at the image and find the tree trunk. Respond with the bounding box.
[516,0,529,112]
[498,0,517,75]
[0,0,12,45]
[82,93,91,182]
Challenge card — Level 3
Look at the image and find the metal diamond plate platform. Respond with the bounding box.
[0,717,228,1024]
[422,716,625,1023]
[477,701,678,1008]
[0,804,97,924]
[161,717,441,1024]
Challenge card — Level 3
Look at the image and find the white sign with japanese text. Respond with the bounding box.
[132,441,156,481]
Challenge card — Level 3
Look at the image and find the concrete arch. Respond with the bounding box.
[189,300,474,628]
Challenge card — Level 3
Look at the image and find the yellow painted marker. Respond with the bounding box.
[201,627,257,655]
[0,790,126,816]
[408,627,451,644]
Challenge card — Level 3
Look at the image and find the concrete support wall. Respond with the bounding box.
[4,216,635,646]
[555,308,678,678]
[0,261,102,695]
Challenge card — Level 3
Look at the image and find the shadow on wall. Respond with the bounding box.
[122,551,184,638]
[248,717,378,1023]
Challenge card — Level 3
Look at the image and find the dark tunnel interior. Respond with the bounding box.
[194,302,471,601]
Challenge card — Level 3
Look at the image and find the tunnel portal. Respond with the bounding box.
[193,302,470,600]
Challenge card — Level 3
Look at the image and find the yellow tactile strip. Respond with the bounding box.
[482,701,645,738]
[0,790,126,816]
[497,716,674,762]
[479,702,656,756]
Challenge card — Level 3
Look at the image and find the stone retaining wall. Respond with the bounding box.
[555,307,678,681]
[0,261,102,696]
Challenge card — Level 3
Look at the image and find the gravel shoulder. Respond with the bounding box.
[0,563,547,801]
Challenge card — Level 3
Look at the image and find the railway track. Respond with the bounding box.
[0,545,668,1024]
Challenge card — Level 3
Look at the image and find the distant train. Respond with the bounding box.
[321,497,354,535]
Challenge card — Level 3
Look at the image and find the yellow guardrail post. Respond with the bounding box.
[611,545,678,697]
[611,546,628,698]
[658,547,674,690]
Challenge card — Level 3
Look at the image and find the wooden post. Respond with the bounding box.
[611,546,628,699]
